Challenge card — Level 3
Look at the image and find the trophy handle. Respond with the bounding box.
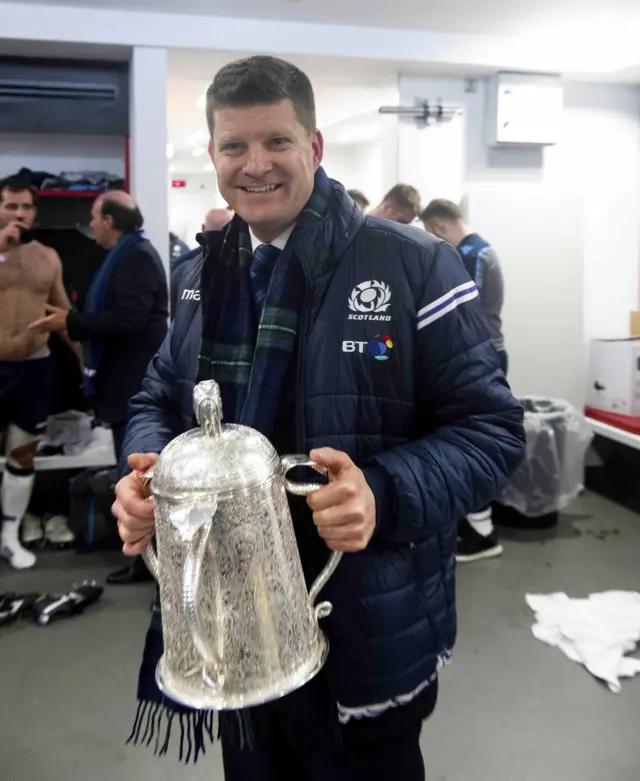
[281,455,343,621]
[182,508,224,692]
[142,543,160,581]
[137,469,160,581]
[140,464,222,690]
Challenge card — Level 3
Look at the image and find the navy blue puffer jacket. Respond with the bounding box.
[122,181,525,721]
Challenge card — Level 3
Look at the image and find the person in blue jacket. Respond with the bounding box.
[112,55,525,781]
[422,198,508,563]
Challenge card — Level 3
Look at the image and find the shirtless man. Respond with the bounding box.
[0,176,79,568]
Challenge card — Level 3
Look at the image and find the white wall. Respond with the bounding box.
[130,46,170,275]
[466,79,640,342]
[466,184,585,407]
[399,74,640,408]
[0,134,125,178]
[398,114,465,206]
[168,173,224,246]
[322,140,386,207]
[545,84,640,341]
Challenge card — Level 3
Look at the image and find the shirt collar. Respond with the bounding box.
[249,223,295,253]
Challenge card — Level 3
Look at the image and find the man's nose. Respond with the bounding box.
[242,146,273,178]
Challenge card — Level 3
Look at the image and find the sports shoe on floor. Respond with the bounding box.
[44,515,75,548]
[456,518,503,562]
[33,581,103,626]
[0,592,40,626]
[22,514,44,548]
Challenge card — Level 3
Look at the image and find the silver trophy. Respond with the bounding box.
[141,380,342,710]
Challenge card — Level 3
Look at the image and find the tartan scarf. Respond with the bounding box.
[127,168,334,763]
[197,167,333,436]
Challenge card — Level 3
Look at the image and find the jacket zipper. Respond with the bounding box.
[295,259,312,452]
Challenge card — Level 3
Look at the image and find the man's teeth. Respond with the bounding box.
[243,184,279,193]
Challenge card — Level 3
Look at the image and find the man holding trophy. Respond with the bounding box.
[113,55,525,780]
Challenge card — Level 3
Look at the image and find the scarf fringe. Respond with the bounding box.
[126,700,217,764]
[219,708,256,753]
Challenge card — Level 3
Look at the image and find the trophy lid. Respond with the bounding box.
[149,380,280,499]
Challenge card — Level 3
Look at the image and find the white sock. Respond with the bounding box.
[2,469,35,522]
[1,470,37,569]
[467,508,494,537]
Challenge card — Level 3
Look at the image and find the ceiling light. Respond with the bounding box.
[168,162,177,173]
[196,92,206,109]
[166,142,175,160]
[203,162,214,172]
[192,146,206,158]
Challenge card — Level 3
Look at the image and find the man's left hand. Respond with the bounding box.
[307,447,376,553]
[28,304,69,333]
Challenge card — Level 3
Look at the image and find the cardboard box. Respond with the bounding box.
[586,338,640,417]
[630,311,640,337]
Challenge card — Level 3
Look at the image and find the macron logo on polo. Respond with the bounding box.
[181,289,200,302]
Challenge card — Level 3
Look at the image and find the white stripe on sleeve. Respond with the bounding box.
[417,288,479,330]
[416,280,476,319]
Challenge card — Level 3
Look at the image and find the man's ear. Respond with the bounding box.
[208,139,215,165]
[311,130,324,170]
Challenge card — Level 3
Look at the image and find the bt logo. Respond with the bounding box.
[342,334,394,360]
[367,334,394,361]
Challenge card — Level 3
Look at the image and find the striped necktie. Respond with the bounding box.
[250,243,281,315]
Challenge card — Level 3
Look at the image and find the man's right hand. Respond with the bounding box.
[0,222,24,253]
[112,453,159,556]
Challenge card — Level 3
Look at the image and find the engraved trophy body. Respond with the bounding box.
[142,380,341,710]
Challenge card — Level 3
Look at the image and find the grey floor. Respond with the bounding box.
[1,490,639,781]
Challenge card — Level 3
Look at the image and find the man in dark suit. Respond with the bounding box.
[29,191,168,583]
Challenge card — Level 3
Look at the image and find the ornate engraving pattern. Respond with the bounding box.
[155,479,325,709]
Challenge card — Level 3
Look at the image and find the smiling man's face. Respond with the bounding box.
[209,98,323,243]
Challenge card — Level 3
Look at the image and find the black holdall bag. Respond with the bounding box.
[69,468,121,552]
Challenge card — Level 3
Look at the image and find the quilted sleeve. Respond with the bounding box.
[363,241,525,542]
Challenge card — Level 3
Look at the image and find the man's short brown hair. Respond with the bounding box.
[421,199,464,224]
[206,55,316,138]
[0,175,37,206]
[382,184,422,219]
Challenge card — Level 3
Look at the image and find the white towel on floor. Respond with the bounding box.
[526,591,640,692]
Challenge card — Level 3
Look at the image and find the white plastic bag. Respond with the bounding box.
[41,411,94,456]
[498,396,593,517]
